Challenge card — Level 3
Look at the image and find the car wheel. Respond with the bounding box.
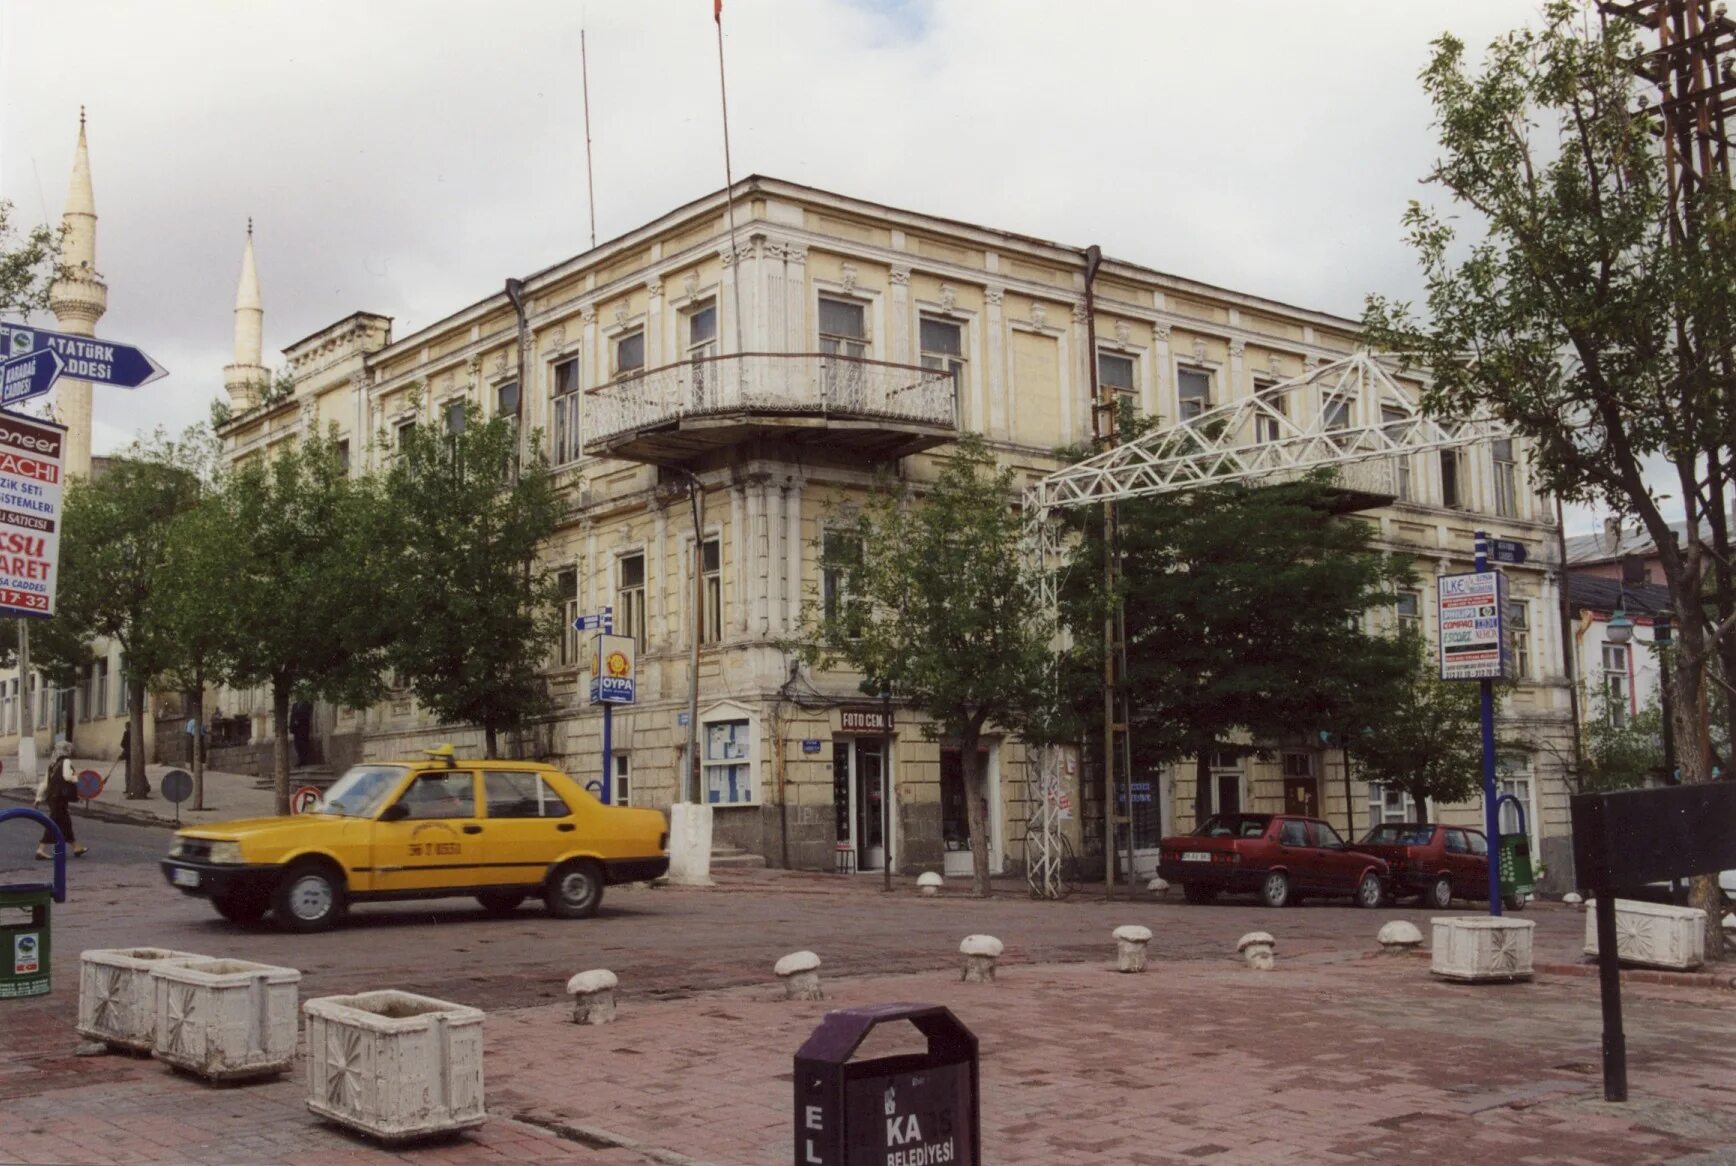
[1503,893,1528,912]
[545,860,604,919]
[1181,882,1218,905]
[273,861,346,933]
[1426,875,1454,910]
[1354,872,1385,909]
[212,891,269,926]
[477,891,527,917]
[1260,871,1290,909]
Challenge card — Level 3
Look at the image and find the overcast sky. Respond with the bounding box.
[7,0,1629,532]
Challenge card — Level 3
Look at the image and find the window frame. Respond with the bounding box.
[1491,437,1518,518]
[1176,366,1212,422]
[482,770,571,819]
[921,315,968,420]
[1254,378,1286,443]
[700,536,722,646]
[1395,589,1423,636]
[1097,350,1138,409]
[612,753,631,807]
[1440,449,1463,509]
[1506,598,1531,680]
[557,567,581,668]
[1602,642,1631,725]
[1380,404,1412,500]
[617,551,647,652]
[820,528,864,633]
[551,356,583,466]
[614,329,646,379]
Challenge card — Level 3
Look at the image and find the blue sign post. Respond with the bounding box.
[0,349,65,408]
[1474,531,1503,917]
[1,326,167,390]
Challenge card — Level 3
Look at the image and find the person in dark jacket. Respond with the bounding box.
[34,739,86,859]
[290,699,313,767]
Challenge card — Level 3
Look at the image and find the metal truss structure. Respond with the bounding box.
[1019,349,1510,898]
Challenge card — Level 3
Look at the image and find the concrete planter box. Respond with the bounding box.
[150,958,300,1081]
[304,990,486,1142]
[1430,916,1535,983]
[1584,899,1706,971]
[77,948,210,1053]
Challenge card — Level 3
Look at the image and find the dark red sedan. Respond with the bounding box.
[1355,823,1523,910]
[1158,813,1391,909]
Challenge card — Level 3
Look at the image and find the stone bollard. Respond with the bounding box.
[566,970,619,1025]
[916,872,944,897]
[1377,920,1424,956]
[959,935,1003,983]
[1237,932,1276,971]
[1112,925,1152,973]
[1146,877,1170,900]
[1564,892,1584,910]
[774,951,823,1001]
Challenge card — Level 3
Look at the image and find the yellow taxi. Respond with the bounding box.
[158,749,669,932]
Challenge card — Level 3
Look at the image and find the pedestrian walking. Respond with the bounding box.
[290,699,313,767]
[34,739,86,860]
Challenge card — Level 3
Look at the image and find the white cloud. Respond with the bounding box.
[1,0,1536,455]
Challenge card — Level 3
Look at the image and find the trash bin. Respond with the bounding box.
[1,806,68,1000]
[0,887,51,999]
[1498,832,1535,900]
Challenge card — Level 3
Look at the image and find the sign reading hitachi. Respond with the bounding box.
[0,413,66,619]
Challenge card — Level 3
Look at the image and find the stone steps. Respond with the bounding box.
[710,845,767,869]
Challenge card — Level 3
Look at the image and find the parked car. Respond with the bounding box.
[160,751,669,932]
[1354,822,1524,910]
[1158,813,1391,909]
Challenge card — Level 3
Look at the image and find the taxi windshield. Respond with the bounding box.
[316,765,408,818]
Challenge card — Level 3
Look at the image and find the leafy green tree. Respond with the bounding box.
[1361,6,1736,951]
[0,200,60,319]
[1345,633,1484,823]
[156,491,242,809]
[217,434,390,813]
[1574,696,1666,794]
[379,406,562,758]
[804,435,1062,896]
[56,431,207,798]
[1063,456,1413,830]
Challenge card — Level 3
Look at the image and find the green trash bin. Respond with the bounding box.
[1497,832,1534,901]
[0,887,51,999]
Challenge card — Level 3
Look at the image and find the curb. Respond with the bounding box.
[1535,960,1736,992]
[0,786,178,831]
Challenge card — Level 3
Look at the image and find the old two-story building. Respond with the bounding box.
[206,176,1576,885]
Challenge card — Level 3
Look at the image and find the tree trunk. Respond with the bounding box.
[271,678,292,817]
[125,682,150,799]
[484,720,498,760]
[1193,748,1212,827]
[191,673,205,811]
[1406,785,1430,824]
[960,719,991,898]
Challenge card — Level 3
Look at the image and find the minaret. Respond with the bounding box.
[223,220,268,407]
[48,108,106,478]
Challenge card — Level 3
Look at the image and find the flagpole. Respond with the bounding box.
[715,0,745,355]
[581,27,598,250]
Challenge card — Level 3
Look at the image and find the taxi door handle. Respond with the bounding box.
[557,823,576,833]
[462,824,483,835]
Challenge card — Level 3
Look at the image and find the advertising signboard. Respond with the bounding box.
[1437,570,1509,681]
[0,412,65,619]
[589,633,636,704]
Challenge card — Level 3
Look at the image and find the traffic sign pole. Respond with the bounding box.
[1475,531,1503,918]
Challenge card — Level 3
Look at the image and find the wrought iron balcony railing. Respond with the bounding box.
[583,352,957,464]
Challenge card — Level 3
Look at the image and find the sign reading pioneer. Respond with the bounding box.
[0,413,66,619]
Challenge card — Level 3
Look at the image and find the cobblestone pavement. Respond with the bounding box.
[2,820,1732,1163]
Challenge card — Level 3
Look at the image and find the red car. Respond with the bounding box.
[1158,814,1391,909]
[1355,823,1523,910]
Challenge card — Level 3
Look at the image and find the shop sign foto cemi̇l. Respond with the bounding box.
[1436,569,1510,682]
[0,412,65,620]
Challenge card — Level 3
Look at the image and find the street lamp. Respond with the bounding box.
[1605,605,1634,646]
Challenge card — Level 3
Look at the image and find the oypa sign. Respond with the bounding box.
[589,633,636,705]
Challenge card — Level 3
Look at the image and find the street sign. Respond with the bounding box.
[1489,538,1528,565]
[589,633,636,704]
[572,606,614,634]
[75,769,103,802]
[160,769,193,805]
[0,349,65,408]
[289,785,323,815]
[1437,570,1509,681]
[1,325,166,390]
[0,412,66,619]
[802,739,823,754]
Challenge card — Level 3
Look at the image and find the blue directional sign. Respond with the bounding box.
[572,606,614,633]
[0,348,65,407]
[2,325,166,390]
[1489,538,1528,565]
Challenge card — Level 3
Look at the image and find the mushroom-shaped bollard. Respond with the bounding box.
[566,970,619,1025]
[960,935,1004,983]
[1146,877,1170,899]
[916,872,945,897]
[1564,892,1584,910]
[774,951,824,1001]
[1237,932,1276,971]
[1377,920,1424,956]
[1112,925,1153,973]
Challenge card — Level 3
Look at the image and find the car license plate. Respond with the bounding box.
[171,867,200,888]
[1182,851,1211,862]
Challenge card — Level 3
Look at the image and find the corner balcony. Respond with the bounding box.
[583,352,958,467]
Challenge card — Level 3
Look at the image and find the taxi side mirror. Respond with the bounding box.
[379,803,410,823]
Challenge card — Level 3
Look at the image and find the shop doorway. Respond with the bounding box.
[1282,751,1318,817]
[832,739,889,871]
[940,745,999,878]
